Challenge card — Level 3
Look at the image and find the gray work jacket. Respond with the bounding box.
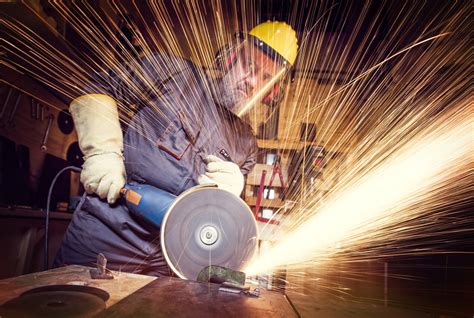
[54,54,257,276]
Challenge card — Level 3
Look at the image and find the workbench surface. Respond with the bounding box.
[0,265,156,308]
[0,265,298,317]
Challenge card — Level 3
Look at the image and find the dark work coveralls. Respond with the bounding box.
[54,54,257,276]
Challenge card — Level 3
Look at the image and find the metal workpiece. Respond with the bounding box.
[97,276,299,318]
[196,265,246,286]
[40,114,55,152]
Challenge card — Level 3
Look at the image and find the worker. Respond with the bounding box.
[54,21,298,276]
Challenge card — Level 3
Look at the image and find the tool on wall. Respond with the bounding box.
[30,97,36,119]
[30,97,49,121]
[40,114,54,152]
[0,87,13,123]
[0,88,22,128]
[39,103,44,121]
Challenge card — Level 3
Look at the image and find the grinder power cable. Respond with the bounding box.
[121,183,258,280]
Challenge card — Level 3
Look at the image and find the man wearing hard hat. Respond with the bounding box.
[54,21,298,276]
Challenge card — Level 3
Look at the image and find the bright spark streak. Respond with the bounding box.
[244,114,473,275]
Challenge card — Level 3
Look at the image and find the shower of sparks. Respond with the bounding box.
[244,109,472,275]
[1,0,472,296]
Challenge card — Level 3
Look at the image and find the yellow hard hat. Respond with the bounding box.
[249,21,298,66]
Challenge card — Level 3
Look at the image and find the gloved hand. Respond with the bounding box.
[80,152,125,204]
[70,94,126,204]
[198,155,244,197]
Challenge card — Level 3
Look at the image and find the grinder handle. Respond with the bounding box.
[121,183,176,228]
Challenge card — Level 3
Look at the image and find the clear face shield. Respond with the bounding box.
[216,35,291,117]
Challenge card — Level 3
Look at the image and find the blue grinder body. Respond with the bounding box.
[121,183,176,228]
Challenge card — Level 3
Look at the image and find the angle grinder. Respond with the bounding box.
[120,183,258,280]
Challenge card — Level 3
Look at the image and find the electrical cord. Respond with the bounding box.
[44,166,82,270]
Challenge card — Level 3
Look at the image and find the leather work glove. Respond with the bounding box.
[198,155,244,197]
[70,94,126,204]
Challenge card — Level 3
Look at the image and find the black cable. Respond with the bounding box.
[44,166,82,270]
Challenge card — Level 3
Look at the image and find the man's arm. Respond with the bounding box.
[71,54,193,203]
[70,94,125,204]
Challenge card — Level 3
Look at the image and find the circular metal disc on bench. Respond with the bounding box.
[161,187,258,280]
[0,285,109,317]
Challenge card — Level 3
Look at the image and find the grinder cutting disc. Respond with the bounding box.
[161,187,258,280]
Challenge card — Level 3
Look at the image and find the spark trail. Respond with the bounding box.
[245,107,473,275]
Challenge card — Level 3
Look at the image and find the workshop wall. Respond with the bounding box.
[0,67,79,278]
[0,70,80,208]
